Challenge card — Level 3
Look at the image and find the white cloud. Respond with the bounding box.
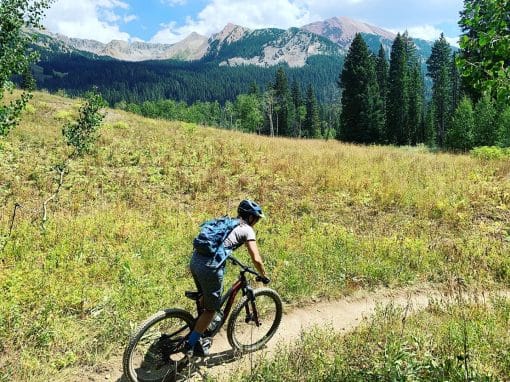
[152,0,315,43]
[162,0,188,6]
[387,24,459,46]
[124,14,138,23]
[43,0,132,43]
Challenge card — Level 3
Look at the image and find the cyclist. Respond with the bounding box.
[185,199,267,356]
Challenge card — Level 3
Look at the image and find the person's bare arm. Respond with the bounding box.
[246,240,266,277]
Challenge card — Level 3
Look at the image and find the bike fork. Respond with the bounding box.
[244,288,262,326]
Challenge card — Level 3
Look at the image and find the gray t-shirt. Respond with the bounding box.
[223,220,256,251]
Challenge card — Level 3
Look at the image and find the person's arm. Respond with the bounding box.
[246,240,266,277]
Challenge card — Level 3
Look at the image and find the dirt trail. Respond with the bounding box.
[64,285,446,382]
[63,286,510,382]
[193,285,436,381]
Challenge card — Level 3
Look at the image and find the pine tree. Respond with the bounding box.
[446,97,474,151]
[375,44,389,142]
[273,67,292,136]
[424,102,437,146]
[304,84,321,138]
[407,63,425,145]
[450,52,463,113]
[427,33,453,147]
[473,94,497,146]
[338,33,383,143]
[386,33,408,145]
[291,80,303,137]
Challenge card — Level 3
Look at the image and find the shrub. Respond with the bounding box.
[53,110,75,122]
[470,146,510,160]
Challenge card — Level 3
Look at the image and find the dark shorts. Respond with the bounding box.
[189,252,225,311]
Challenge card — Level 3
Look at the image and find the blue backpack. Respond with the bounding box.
[193,216,240,258]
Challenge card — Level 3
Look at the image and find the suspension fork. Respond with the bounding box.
[244,286,261,326]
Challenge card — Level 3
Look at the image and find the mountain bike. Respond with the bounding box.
[122,255,283,382]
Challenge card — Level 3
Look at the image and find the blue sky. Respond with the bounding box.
[43,0,463,45]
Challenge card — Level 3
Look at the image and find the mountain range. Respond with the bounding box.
[35,16,409,67]
[30,16,435,105]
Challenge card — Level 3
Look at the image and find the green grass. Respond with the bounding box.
[231,291,510,381]
[0,91,509,380]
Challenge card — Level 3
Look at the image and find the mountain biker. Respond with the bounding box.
[185,199,267,356]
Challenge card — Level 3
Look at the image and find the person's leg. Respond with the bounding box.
[188,255,224,353]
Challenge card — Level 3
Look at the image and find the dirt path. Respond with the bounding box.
[62,286,510,381]
[192,285,436,381]
[63,284,446,382]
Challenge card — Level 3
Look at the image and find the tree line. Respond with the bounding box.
[116,69,339,139]
[118,0,510,151]
[338,0,510,151]
[34,53,342,106]
[4,0,508,153]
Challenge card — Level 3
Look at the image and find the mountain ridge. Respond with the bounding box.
[35,16,413,66]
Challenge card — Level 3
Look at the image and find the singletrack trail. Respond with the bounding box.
[63,285,505,382]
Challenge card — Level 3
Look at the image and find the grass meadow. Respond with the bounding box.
[231,290,510,381]
[0,91,509,380]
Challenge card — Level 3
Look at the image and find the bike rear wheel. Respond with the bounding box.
[227,288,282,352]
[123,309,194,382]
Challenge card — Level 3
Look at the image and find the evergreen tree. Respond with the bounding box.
[403,33,424,145]
[473,94,497,146]
[375,44,389,141]
[304,84,321,138]
[338,33,383,143]
[386,33,408,145]
[291,80,303,137]
[427,33,452,147]
[424,102,437,146]
[407,63,425,145]
[248,81,260,96]
[273,67,292,136]
[450,52,463,113]
[446,97,474,151]
[496,106,510,148]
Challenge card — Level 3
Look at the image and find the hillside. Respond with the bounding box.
[0,92,509,381]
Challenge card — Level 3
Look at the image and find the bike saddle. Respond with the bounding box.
[184,291,201,301]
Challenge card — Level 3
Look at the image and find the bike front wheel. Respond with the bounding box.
[227,288,283,352]
[123,308,194,382]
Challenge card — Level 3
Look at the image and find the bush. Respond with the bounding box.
[470,146,510,160]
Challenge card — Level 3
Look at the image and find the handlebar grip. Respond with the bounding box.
[256,276,271,284]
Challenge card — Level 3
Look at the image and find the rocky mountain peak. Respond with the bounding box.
[212,23,250,44]
[302,16,395,47]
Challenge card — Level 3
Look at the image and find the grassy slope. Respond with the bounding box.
[231,293,510,381]
[0,92,509,381]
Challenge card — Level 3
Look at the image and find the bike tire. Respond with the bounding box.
[227,288,283,352]
[123,309,195,382]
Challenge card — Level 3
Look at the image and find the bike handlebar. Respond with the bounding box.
[228,255,270,284]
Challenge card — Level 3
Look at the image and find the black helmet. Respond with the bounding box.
[237,199,264,220]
